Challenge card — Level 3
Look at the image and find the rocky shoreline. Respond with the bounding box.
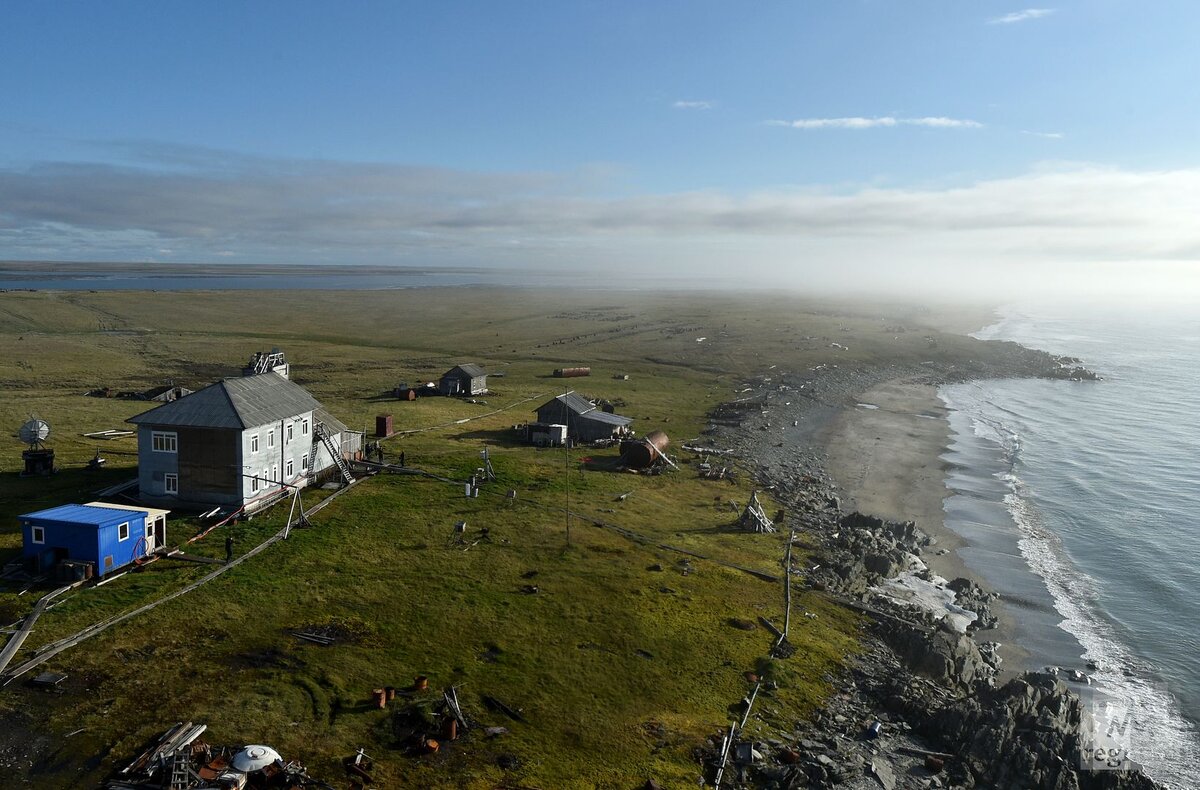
[696,352,1165,789]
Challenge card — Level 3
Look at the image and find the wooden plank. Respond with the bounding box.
[0,585,71,676]
[482,694,526,723]
[163,551,225,566]
[757,616,784,640]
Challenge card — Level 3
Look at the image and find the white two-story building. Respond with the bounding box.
[128,373,361,513]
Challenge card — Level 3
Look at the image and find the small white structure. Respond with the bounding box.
[86,501,170,554]
[243,349,289,379]
[529,423,568,447]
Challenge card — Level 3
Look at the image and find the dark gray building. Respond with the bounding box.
[128,374,360,513]
[533,391,633,442]
[439,364,487,396]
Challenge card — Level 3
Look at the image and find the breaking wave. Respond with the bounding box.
[1002,468,1200,788]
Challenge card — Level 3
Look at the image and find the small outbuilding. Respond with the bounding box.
[533,391,633,443]
[529,423,568,447]
[439,364,487,396]
[139,384,193,402]
[20,503,160,579]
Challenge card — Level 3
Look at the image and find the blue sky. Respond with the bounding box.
[2,1,1199,297]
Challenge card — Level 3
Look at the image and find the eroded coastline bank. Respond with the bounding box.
[702,350,1165,789]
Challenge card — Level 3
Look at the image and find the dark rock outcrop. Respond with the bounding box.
[926,674,1159,790]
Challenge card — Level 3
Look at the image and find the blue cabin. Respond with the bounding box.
[21,504,154,579]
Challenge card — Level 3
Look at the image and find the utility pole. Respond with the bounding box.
[564,387,571,548]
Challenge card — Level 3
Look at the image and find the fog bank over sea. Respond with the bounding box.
[941,304,1200,787]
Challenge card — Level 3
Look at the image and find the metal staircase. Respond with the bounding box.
[312,422,355,485]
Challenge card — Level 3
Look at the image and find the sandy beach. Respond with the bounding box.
[823,377,1031,674]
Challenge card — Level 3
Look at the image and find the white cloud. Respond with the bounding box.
[770,117,897,129]
[988,8,1055,25]
[4,149,1200,299]
[907,117,984,129]
[673,100,714,110]
[1022,130,1066,139]
[769,116,982,130]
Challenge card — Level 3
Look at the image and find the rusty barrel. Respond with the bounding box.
[620,430,669,469]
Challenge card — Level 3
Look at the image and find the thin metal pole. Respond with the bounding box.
[564,387,571,547]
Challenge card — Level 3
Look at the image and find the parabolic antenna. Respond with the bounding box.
[19,418,51,446]
[230,745,282,772]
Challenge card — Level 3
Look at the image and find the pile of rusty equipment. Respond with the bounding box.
[108,721,332,790]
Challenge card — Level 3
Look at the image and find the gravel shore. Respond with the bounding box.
[695,348,1165,789]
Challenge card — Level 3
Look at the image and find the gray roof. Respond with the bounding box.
[581,410,633,427]
[314,406,349,435]
[539,391,596,415]
[127,374,323,430]
[444,363,486,379]
[536,392,633,426]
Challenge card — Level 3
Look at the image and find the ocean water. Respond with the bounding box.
[941,304,1200,787]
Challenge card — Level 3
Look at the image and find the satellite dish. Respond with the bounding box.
[231,745,282,772]
[19,418,51,447]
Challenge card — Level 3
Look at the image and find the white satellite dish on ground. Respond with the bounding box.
[19,417,51,447]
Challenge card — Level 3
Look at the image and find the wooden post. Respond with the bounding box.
[780,528,795,641]
[564,387,571,548]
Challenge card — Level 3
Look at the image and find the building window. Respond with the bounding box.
[267,430,275,448]
[251,474,260,493]
[251,434,260,453]
[164,473,178,495]
[151,431,177,453]
[286,459,294,478]
[146,524,154,538]
[31,526,45,544]
[118,522,129,541]
[302,419,310,435]
[271,465,278,486]
[302,453,309,471]
[286,423,294,442]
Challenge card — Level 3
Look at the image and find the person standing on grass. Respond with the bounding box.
[399,451,406,467]
[225,533,235,563]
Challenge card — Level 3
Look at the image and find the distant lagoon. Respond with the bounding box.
[0,265,519,291]
[0,263,731,292]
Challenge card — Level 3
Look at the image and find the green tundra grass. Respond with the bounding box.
[0,287,991,788]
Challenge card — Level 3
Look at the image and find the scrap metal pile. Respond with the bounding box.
[108,722,332,790]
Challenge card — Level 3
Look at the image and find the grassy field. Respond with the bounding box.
[0,287,993,787]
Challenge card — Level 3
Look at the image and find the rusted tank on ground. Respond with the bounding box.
[621,430,669,469]
[553,367,591,378]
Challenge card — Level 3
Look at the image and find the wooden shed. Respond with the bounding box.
[533,392,633,443]
[439,364,487,396]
